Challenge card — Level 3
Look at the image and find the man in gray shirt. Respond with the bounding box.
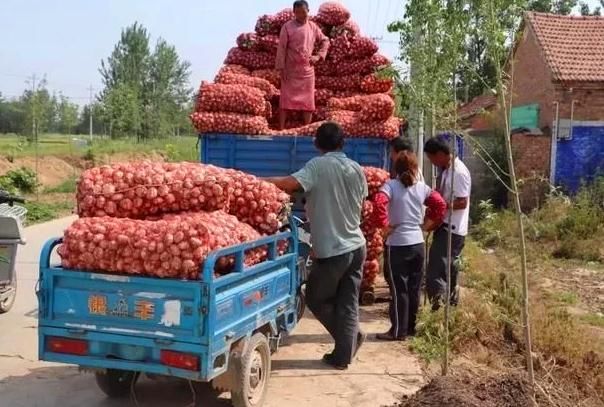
[265,122,368,369]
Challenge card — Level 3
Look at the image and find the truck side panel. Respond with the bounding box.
[200,133,389,176]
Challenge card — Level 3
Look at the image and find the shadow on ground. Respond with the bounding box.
[0,365,231,407]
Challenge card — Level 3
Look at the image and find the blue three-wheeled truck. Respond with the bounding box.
[37,133,389,406]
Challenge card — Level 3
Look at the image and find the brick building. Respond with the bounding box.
[458,94,498,131]
[511,12,604,196]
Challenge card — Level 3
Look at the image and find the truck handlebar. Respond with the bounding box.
[0,190,25,206]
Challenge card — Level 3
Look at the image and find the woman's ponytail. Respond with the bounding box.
[394,153,419,188]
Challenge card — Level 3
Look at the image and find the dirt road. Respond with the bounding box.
[0,217,424,407]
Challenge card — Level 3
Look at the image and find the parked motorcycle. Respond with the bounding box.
[0,190,26,313]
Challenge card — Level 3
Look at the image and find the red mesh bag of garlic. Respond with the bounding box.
[255,9,294,36]
[237,33,280,54]
[217,64,250,76]
[58,211,266,280]
[271,121,324,137]
[328,94,394,121]
[191,111,269,135]
[319,53,391,76]
[360,73,394,94]
[76,162,289,233]
[221,168,289,233]
[196,82,268,116]
[316,74,361,91]
[331,20,360,38]
[314,2,351,26]
[225,48,275,70]
[328,110,401,140]
[215,72,278,100]
[365,230,385,259]
[361,259,380,290]
[358,94,395,121]
[363,166,390,197]
[329,36,378,61]
[252,69,281,88]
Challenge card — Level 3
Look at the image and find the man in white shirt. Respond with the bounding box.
[423,137,471,310]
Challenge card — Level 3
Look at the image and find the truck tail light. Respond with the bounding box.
[160,350,199,371]
[47,337,89,356]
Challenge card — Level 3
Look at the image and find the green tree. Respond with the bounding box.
[388,0,469,130]
[99,22,191,139]
[56,95,79,134]
[0,93,27,134]
[76,103,106,135]
[147,39,192,138]
[529,0,577,14]
[100,22,150,139]
[579,0,603,15]
[104,82,141,138]
[19,78,58,139]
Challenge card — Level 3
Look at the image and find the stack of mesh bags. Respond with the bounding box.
[59,162,290,280]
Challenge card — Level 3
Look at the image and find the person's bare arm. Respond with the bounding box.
[264,176,302,193]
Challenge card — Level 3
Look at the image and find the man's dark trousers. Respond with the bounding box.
[426,226,465,309]
[306,246,366,365]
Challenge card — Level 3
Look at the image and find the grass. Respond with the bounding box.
[580,313,604,328]
[44,177,77,194]
[23,200,74,225]
[549,291,579,306]
[0,133,200,162]
[409,237,604,401]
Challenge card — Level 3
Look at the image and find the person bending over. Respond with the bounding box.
[265,122,367,369]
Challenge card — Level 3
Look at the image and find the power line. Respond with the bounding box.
[385,0,395,22]
[366,0,373,36]
[88,85,94,140]
[371,0,383,38]
[0,72,96,91]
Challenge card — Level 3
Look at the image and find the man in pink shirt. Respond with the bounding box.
[275,1,330,130]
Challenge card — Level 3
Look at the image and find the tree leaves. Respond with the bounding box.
[99,22,192,139]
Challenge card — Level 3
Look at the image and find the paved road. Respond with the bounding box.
[0,218,424,407]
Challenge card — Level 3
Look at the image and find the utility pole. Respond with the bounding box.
[26,73,39,201]
[409,27,425,175]
[27,74,37,140]
[88,85,94,140]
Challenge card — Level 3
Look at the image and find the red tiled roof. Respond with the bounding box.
[526,12,604,82]
[458,94,498,119]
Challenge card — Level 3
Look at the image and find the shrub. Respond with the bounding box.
[0,167,38,194]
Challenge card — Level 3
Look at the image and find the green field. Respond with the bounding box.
[0,133,200,162]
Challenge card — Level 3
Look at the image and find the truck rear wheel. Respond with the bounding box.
[95,369,139,398]
[296,291,306,322]
[231,333,271,407]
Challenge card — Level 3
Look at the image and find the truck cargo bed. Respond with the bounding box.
[38,228,300,382]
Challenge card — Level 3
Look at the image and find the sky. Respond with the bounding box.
[0,0,601,106]
[0,0,404,106]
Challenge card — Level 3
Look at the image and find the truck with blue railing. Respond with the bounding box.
[37,132,388,406]
[38,214,308,407]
